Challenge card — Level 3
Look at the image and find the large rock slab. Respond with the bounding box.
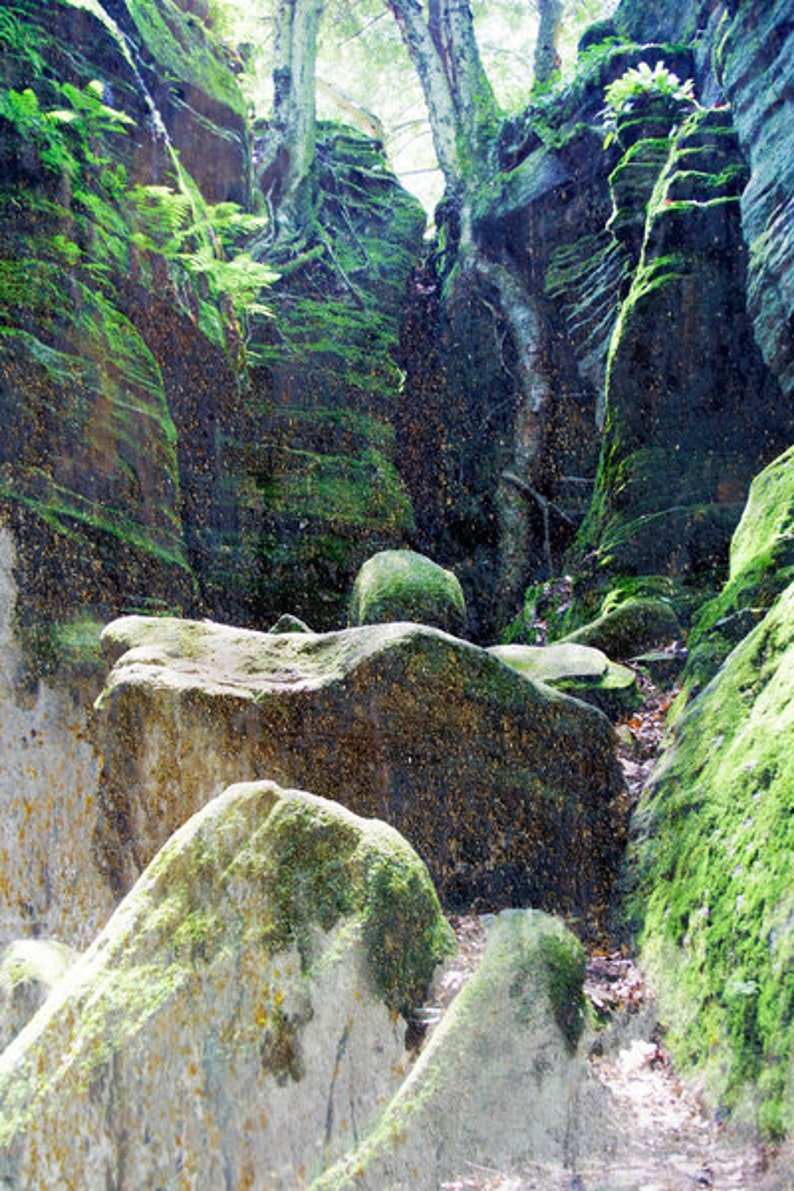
[0,780,452,1187]
[95,616,627,935]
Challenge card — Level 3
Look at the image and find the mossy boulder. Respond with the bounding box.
[0,779,452,1186]
[348,549,467,636]
[684,445,794,693]
[313,910,615,1189]
[489,641,640,719]
[95,615,626,935]
[632,580,794,1136]
[560,596,681,659]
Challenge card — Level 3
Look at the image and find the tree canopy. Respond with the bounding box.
[217,0,618,211]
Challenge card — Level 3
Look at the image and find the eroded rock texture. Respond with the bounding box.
[314,910,614,1190]
[95,615,626,935]
[0,780,451,1188]
[581,106,793,576]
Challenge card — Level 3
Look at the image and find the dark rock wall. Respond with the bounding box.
[579,107,793,577]
[397,3,794,633]
[0,1,423,649]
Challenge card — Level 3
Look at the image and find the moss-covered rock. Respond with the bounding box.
[561,596,682,659]
[0,4,425,642]
[0,0,253,637]
[348,549,467,635]
[632,580,794,1135]
[0,779,452,1185]
[578,106,794,579]
[684,445,794,693]
[244,125,426,630]
[312,910,615,1189]
[489,641,640,718]
[95,614,626,935]
[0,939,77,1052]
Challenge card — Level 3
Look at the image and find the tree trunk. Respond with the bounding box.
[533,0,563,91]
[473,252,555,614]
[386,0,559,612]
[385,0,498,191]
[255,0,324,238]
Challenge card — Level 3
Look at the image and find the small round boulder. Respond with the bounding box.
[348,549,466,635]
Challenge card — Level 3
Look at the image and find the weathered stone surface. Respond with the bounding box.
[0,939,77,1054]
[632,579,794,1136]
[580,106,794,577]
[721,2,794,404]
[96,615,626,934]
[561,596,682,659]
[489,641,640,719]
[0,779,451,1187]
[0,532,112,951]
[348,549,466,635]
[313,910,615,1190]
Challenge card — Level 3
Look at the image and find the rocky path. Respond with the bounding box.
[426,668,793,1191]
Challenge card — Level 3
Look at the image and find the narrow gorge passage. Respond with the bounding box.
[417,669,793,1191]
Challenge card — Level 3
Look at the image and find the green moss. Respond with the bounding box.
[348,549,467,635]
[125,0,245,116]
[683,447,794,694]
[632,583,794,1134]
[537,932,586,1054]
[0,781,452,1147]
[561,596,682,659]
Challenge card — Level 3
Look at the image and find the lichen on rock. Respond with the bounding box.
[94,614,627,935]
[0,779,452,1186]
[311,910,612,1190]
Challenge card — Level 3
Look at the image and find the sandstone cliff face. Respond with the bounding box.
[395,1,794,631]
[579,105,793,576]
[613,0,794,408]
[0,0,424,654]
